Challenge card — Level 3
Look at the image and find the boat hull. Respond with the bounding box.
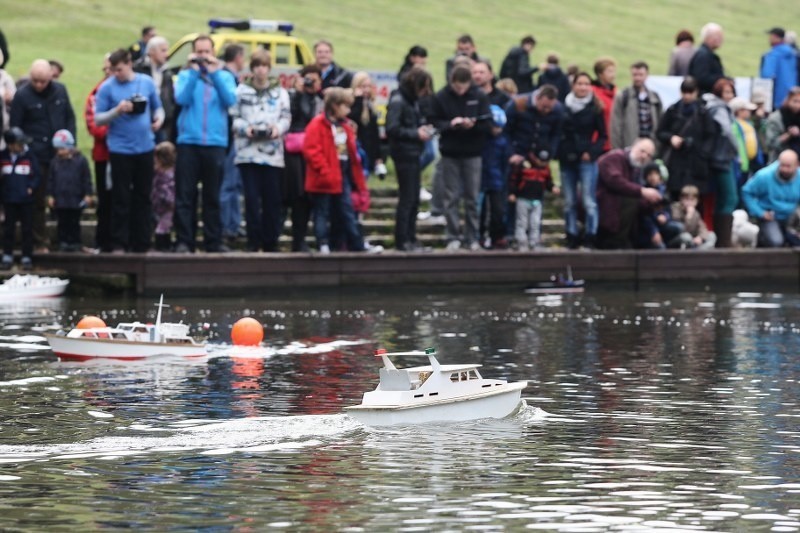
[0,280,69,301]
[345,382,526,427]
[45,335,207,362]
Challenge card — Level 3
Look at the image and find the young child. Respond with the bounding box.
[151,141,176,252]
[637,163,691,249]
[48,129,92,252]
[670,185,717,249]
[303,87,379,254]
[508,152,559,251]
[0,127,40,269]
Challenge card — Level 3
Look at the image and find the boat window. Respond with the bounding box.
[112,332,126,339]
[468,370,478,380]
[80,332,96,338]
[418,371,430,384]
[450,373,459,382]
[134,327,148,333]
[97,332,110,339]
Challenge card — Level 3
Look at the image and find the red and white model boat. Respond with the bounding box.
[45,296,207,362]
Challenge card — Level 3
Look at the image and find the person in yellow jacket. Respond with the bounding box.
[730,97,765,185]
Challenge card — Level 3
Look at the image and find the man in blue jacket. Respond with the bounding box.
[741,149,800,247]
[173,35,237,253]
[760,27,799,107]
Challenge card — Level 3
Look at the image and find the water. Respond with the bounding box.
[1,288,799,531]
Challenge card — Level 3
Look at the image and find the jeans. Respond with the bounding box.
[220,146,243,238]
[480,190,507,242]
[394,156,421,249]
[238,163,283,252]
[515,198,543,249]
[310,164,364,251]
[109,151,154,252]
[174,144,226,251]
[560,161,599,237]
[440,156,482,245]
[758,219,800,248]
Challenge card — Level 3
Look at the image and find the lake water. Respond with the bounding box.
[0,287,799,531]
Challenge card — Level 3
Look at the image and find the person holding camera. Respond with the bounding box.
[173,35,237,254]
[95,48,163,253]
[231,50,290,253]
[283,66,323,252]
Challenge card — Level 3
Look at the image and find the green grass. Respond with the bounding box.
[4,0,788,146]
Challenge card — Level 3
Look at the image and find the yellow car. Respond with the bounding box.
[166,19,313,72]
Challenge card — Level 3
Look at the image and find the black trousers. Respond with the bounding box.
[394,156,421,249]
[94,160,113,251]
[56,208,82,246]
[109,151,154,252]
[174,144,225,251]
[3,202,33,258]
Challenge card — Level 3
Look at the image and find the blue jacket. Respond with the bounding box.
[0,148,40,204]
[174,68,237,147]
[741,161,800,221]
[481,132,510,192]
[760,43,799,107]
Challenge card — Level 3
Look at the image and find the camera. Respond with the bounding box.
[190,57,208,65]
[253,126,271,139]
[129,94,147,115]
[303,76,315,88]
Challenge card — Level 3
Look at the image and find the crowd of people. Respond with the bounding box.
[2,22,800,268]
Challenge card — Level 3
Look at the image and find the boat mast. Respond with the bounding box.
[154,294,168,334]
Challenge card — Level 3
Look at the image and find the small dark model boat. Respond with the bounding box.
[524,266,585,294]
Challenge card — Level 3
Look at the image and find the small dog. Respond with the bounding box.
[732,209,759,248]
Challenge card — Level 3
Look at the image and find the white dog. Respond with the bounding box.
[732,209,759,248]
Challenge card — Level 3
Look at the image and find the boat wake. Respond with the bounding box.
[0,413,362,466]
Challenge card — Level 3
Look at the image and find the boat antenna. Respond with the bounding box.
[567,265,573,281]
[154,294,169,330]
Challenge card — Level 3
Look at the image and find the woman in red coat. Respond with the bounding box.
[303,87,371,254]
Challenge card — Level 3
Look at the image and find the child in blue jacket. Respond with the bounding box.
[0,127,40,269]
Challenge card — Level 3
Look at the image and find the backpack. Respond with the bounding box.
[499,48,519,80]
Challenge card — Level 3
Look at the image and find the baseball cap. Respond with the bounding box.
[3,126,32,146]
[729,97,757,113]
[766,27,785,39]
[489,104,507,128]
[52,129,75,149]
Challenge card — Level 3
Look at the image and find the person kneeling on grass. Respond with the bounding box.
[303,87,381,254]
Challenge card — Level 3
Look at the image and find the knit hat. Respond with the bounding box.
[52,129,75,149]
[489,104,507,128]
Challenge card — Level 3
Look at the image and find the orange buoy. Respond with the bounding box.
[76,315,106,329]
[231,317,263,346]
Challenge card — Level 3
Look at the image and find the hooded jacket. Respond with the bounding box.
[760,43,799,106]
[174,67,237,147]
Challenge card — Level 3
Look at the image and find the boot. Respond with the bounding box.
[154,233,173,252]
[714,214,733,248]
[566,234,580,250]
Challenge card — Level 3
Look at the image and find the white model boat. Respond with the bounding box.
[45,296,207,362]
[345,348,527,427]
[0,274,69,301]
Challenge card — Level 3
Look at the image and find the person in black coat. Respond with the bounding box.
[499,36,538,94]
[0,127,40,269]
[655,76,716,199]
[537,54,571,103]
[386,68,434,251]
[314,40,352,91]
[558,72,607,248]
[688,23,725,94]
[10,59,76,252]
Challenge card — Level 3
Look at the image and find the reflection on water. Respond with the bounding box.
[0,289,799,530]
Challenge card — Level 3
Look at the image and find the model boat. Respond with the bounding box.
[345,347,527,427]
[45,295,207,362]
[525,265,585,294]
[0,274,69,301]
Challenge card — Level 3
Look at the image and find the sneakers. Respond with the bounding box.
[364,243,384,254]
[419,188,433,201]
[319,244,331,254]
[206,244,232,253]
[417,211,431,221]
[21,257,32,271]
[174,243,192,254]
[445,240,461,252]
[0,254,12,270]
[468,241,481,252]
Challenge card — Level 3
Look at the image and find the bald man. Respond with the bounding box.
[10,59,76,252]
[688,23,725,94]
[741,150,800,247]
[596,138,662,249]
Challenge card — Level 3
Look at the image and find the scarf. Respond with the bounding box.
[565,92,593,114]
